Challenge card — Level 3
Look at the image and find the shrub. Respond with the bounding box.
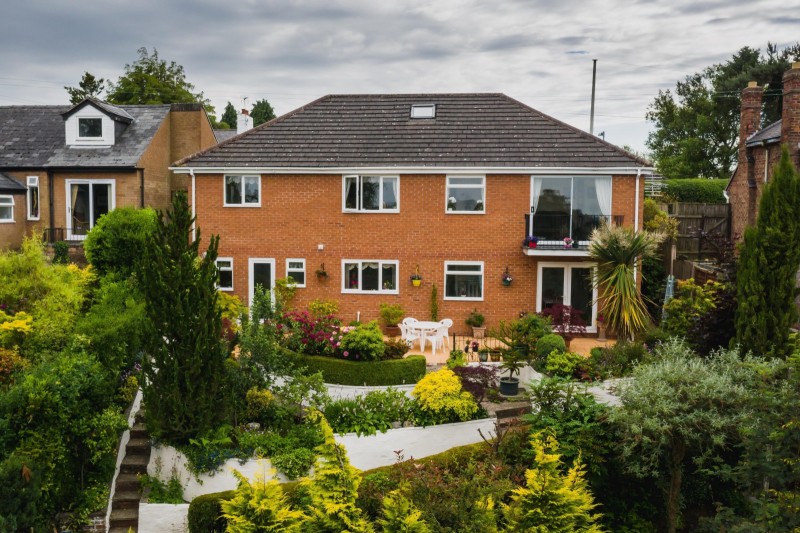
[0,348,28,386]
[296,354,426,386]
[282,310,341,356]
[51,241,70,264]
[579,340,651,380]
[340,321,385,361]
[188,490,235,533]
[662,178,728,204]
[379,303,405,326]
[324,389,414,436]
[662,278,723,338]
[465,309,485,328]
[446,349,467,369]
[84,207,157,277]
[452,364,498,403]
[412,368,479,425]
[244,387,274,424]
[139,472,185,503]
[308,298,339,318]
[545,350,585,378]
[383,338,410,360]
[536,333,566,359]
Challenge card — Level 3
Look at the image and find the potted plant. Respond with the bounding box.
[502,267,513,286]
[523,235,538,249]
[540,304,586,349]
[498,344,531,396]
[378,303,405,337]
[316,263,328,280]
[597,313,607,342]
[563,236,574,248]
[410,265,422,287]
[465,308,486,339]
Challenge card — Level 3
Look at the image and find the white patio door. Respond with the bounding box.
[65,179,115,240]
[536,262,597,331]
[248,258,276,306]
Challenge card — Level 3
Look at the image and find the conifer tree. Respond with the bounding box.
[735,147,800,357]
[222,466,306,531]
[221,101,237,129]
[138,191,228,442]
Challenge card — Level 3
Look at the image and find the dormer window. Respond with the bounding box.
[78,118,103,138]
[410,104,436,119]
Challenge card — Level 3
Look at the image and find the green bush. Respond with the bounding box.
[382,338,410,360]
[545,350,585,378]
[84,207,156,277]
[323,389,414,436]
[536,333,567,359]
[188,490,235,533]
[581,340,651,380]
[340,321,385,361]
[662,178,728,204]
[297,354,426,386]
[51,241,70,264]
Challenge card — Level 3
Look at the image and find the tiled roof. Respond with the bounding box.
[746,120,781,146]
[178,94,650,169]
[213,129,239,143]
[0,103,170,168]
[0,172,26,194]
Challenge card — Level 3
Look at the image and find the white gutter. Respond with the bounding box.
[634,168,642,231]
[190,168,196,241]
[170,165,654,176]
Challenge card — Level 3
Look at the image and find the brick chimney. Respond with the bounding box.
[781,62,800,167]
[237,109,252,135]
[739,81,763,167]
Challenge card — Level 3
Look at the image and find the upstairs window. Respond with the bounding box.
[531,176,611,242]
[78,118,103,138]
[225,175,260,206]
[343,176,398,212]
[446,176,485,213]
[27,176,39,220]
[0,196,14,222]
[411,104,436,119]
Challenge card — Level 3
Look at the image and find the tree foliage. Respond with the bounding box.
[735,148,800,357]
[610,339,765,533]
[251,98,276,126]
[646,43,800,179]
[64,71,106,104]
[221,101,237,130]
[106,47,207,106]
[84,207,156,278]
[138,191,228,442]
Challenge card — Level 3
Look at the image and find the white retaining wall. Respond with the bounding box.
[138,503,190,533]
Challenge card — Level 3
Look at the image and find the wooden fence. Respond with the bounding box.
[662,202,730,280]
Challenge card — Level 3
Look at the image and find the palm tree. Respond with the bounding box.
[589,224,663,340]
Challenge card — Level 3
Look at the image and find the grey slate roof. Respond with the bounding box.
[213,129,239,143]
[0,103,171,169]
[746,120,781,146]
[62,97,135,123]
[0,172,26,194]
[178,93,650,169]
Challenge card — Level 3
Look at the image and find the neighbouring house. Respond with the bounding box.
[0,97,218,249]
[174,93,652,334]
[727,62,800,240]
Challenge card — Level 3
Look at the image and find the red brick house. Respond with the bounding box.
[174,94,651,334]
[0,98,218,249]
[728,62,800,240]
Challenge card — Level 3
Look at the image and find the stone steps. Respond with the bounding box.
[108,415,150,533]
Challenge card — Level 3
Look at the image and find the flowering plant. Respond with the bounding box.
[563,237,574,247]
[523,235,539,247]
[502,272,513,284]
[447,196,457,210]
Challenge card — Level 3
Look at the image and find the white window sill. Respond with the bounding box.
[223,203,261,208]
[342,289,400,295]
[444,296,484,301]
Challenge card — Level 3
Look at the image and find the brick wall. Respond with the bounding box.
[51,171,142,231]
[0,192,26,249]
[194,172,642,333]
[168,106,217,194]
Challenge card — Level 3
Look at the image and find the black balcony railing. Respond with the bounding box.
[523,213,624,245]
[42,227,87,243]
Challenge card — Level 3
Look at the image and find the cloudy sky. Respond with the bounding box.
[1,0,798,154]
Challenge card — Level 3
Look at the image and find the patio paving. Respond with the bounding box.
[401,335,617,366]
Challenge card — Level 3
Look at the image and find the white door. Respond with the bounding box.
[537,262,597,331]
[65,180,115,240]
[248,258,276,306]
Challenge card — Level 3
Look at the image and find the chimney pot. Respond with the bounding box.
[241,109,249,115]
[747,81,758,88]
[793,62,800,70]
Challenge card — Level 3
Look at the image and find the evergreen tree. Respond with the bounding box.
[221,101,237,130]
[735,147,800,357]
[222,466,306,532]
[64,71,106,104]
[251,98,276,126]
[138,191,228,442]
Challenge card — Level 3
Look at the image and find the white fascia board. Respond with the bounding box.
[171,165,654,176]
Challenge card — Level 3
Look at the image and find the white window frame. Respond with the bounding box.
[26,176,40,221]
[286,258,307,288]
[411,104,436,119]
[0,195,14,223]
[529,175,612,245]
[536,261,598,332]
[443,261,484,301]
[341,259,400,295]
[342,175,400,213]
[216,257,234,291]
[65,179,116,240]
[445,175,485,214]
[224,175,261,207]
[248,258,276,307]
[77,117,104,139]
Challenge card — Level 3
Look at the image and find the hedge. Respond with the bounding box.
[662,179,728,204]
[296,354,427,386]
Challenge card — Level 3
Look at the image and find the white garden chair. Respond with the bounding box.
[424,324,450,356]
[400,318,421,349]
[438,318,453,350]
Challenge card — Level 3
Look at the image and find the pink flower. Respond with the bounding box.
[343,351,349,357]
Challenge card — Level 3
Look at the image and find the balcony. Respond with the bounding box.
[522,213,623,257]
[42,227,87,244]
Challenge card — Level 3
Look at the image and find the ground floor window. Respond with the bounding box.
[342,260,398,294]
[216,258,234,291]
[66,179,115,240]
[0,196,14,222]
[286,259,306,287]
[537,262,596,330]
[444,261,484,300]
